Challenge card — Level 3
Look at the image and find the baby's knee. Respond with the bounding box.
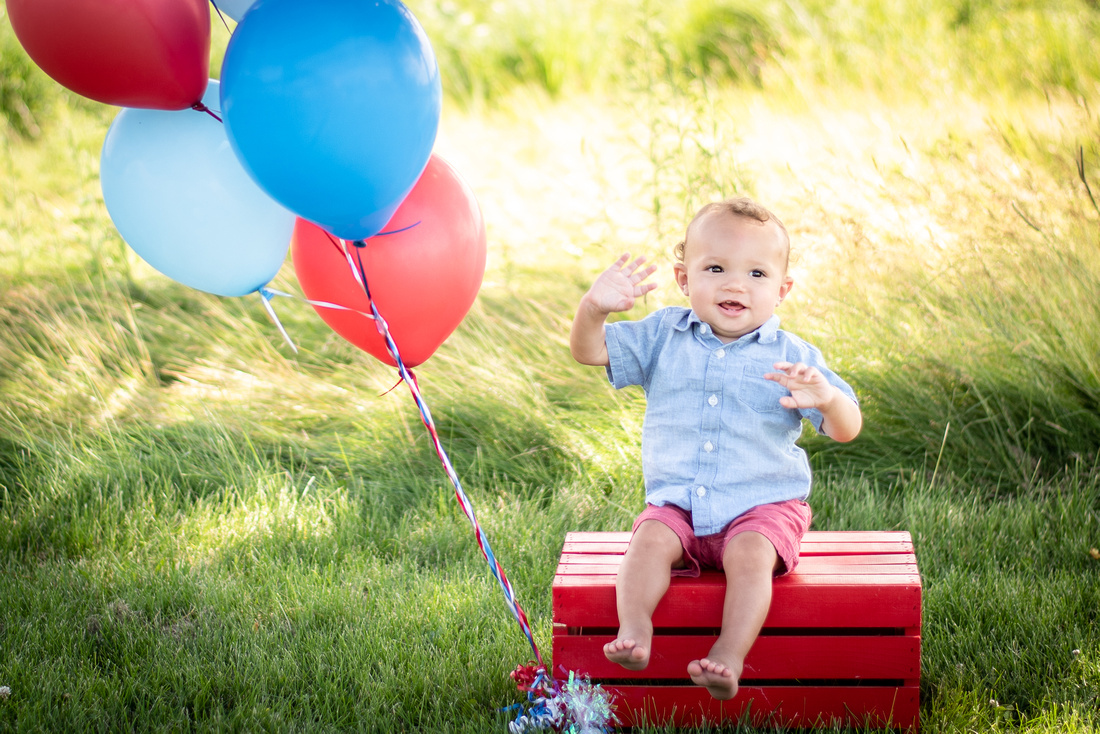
[722,531,779,574]
[630,520,684,558]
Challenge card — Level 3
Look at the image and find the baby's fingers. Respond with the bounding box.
[610,254,658,283]
[632,261,657,283]
[772,361,822,384]
[609,252,632,269]
[769,361,807,380]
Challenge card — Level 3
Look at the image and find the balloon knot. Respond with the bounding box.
[191,102,223,123]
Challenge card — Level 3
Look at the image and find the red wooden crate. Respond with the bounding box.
[552,531,921,730]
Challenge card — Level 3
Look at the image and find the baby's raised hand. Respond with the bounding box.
[765,361,838,411]
[586,254,658,314]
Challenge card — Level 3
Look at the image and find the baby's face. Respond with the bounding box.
[673,213,793,342]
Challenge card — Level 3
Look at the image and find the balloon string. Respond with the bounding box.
[208,1,232,31]
[375,220,422,236]
[344,239,545,669]
[322,221,421,257]
[260,287,400,397]
[260,285,377,321]
[323,230,345,256]
[191,102,223,123]
[258,288,298,353]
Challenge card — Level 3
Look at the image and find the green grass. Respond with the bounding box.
[3,0,1100,731]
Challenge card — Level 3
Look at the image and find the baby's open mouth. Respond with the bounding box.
[719,300,746,314]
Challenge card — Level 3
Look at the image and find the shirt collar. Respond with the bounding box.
[674,309,781,344]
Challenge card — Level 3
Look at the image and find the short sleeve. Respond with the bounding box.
[604,309,676,390]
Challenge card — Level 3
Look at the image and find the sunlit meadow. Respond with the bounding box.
[2,0,1099,731]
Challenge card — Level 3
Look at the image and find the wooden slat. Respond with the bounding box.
[563,530,915,544]
[791,554,917,570]
[557,563,919,578]
[560,539,631,554]
[556,554,918,576]
[799,541,914,555]
[553,574,922,629]
[559,552,916,567]
[607,684,920,730]
[553,633,921,681]
[799,531,915,543]
[561,541,913,555]
[561,530,915,557]
[562,530,632,543]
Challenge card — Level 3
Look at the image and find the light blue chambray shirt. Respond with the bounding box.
[604,306,858,536]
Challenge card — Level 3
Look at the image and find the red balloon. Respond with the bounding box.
[7,0,210,110]
[292,155,487,368]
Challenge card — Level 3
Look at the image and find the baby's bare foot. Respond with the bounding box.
[687,657,740,700]
[603,636,650,670]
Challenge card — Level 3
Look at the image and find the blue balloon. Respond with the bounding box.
[213,0,255,23]
[100,80,294,297]
[220,0,442,241]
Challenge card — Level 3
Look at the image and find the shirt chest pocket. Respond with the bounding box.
[737,363,790,413]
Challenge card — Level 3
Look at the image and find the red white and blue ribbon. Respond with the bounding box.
[309,233,614,731]
[341,237,545,669]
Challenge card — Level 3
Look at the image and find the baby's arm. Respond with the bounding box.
[570,254,657,366]
[765,362,863,442]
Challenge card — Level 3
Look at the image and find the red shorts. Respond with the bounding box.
[632,499,812,577]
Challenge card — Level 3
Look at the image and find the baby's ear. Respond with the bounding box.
[673,263,688,294]
[777,276,794,304]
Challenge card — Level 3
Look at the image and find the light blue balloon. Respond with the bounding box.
[220,0,441,241]
[100,80,294,297]
[212,0,255,23]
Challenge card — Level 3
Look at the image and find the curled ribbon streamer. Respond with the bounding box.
[508,665,617,733]
[342,238,545,669]
[258,286,380,355]
[260,286,378,319]
[258,288,297,353]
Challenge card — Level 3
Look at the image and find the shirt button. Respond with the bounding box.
[700,324,710,334]
[715,349,725,358]
[696,486,707,497]
[704,441,714,452]
[708,394,718,407]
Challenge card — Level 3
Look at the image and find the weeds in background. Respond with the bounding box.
[4,1,1099,127]
[793,97,1100,485]
[409,0,1100,106]
[619,2,756,247]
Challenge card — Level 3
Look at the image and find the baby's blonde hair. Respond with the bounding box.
[674,197,791,267]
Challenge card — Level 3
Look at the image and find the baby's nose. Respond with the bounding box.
[723,275,747,291]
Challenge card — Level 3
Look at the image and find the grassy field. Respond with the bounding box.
[2,0,1100,732]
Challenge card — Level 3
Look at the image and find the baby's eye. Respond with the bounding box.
[750,269,766,278]
[706,265,724,273]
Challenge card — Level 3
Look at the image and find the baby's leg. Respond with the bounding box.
[604,519,684,671]
[688,531,779,700]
